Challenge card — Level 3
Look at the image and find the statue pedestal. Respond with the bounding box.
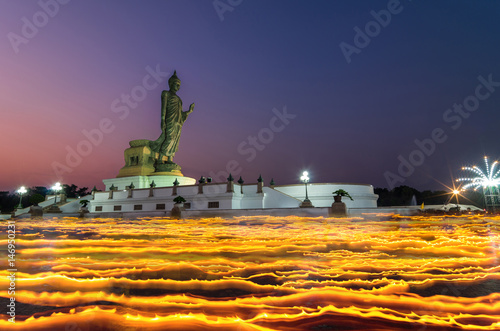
[117,139,187,178]
[29,205,43,217]
[329,202,347,217]
[108,138,195,190]
[117,140,156,178]
[45,205,62,214]
[171,203,185,219]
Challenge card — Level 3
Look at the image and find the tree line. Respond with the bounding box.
[375,185,485,208]
[0,184,90,213]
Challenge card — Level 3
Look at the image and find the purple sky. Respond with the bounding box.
[1,0,500,192]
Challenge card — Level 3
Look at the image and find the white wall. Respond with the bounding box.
[59,195,93,213]
[92,183,234,212]
[274,183,378,208]
[262,187,301,208]
[90,182,378,214]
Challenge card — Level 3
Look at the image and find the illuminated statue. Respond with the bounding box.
[150,71,195,165]
[115,70,195,179]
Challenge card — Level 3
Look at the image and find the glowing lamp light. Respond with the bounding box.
[52,182,63,205]
[300,171,309,183]
[16,186,27,209]
[450,189,461,208]
[300,171,311,205]
[52,182,62,192]
[457,157,500,190]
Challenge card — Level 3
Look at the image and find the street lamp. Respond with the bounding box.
[16,186,27,209]
[300,171,313,208]
[301,171,310,201]
[52,182,62,205]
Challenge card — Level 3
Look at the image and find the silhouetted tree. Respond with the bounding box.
[0,191,17,213]
[29,194,45,205]
[30,186,48,197]
[62,184,89,198]
[63,184,78,198]
[375,186,450,207]
[418,190,448,205]
[76,187,89,197]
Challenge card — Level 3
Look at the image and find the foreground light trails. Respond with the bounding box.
[1,215,499,330]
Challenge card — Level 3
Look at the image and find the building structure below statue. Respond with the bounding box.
[93,178,379,217]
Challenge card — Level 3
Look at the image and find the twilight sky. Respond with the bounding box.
[1,0,500,192]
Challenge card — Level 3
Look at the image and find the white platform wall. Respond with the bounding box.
[90,182,378,214]
[274,183,378,208]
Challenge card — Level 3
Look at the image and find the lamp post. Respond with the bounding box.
[301,171,310,201]
[452,189,460,208]
[52,182,62,205]
[16,186,27,209]
[300,171,313,208]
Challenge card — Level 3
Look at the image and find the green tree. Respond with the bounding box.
[30,186,48,197]
[63,184,78,198]
[29,194,45,205]
[375,186,450,207]
[76,187,89,197]
[0,191,17,213]
[63,184,89,198]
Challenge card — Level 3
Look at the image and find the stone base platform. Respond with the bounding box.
[152,161,183,176]
[103,175,196,190]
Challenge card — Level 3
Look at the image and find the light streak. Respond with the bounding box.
[0,215,499,330]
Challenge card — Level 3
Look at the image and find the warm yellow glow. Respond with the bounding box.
[1,215,499,330]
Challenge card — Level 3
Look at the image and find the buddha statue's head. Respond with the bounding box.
[168,71,181,92]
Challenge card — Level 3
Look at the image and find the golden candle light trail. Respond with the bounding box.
[1,215,499,330]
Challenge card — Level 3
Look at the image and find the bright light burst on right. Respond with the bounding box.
[457,156,500,212]
[457,156,500,190]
